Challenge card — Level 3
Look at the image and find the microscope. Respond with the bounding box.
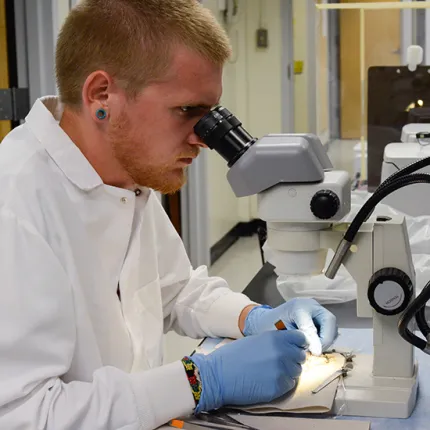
[194,107,430,419]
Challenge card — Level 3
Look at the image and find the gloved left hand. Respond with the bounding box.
[243,298,338,356]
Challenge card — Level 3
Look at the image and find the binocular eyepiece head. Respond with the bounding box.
[193,106,256,166]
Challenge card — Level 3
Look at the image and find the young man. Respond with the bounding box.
[0,1,337,429]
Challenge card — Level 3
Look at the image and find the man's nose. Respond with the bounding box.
[188,132,208,149]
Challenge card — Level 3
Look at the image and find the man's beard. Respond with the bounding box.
[116,149,188,194]
[108,113,198,194]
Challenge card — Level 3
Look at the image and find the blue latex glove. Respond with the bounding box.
[191,330,307,413]
[243,298,338,356]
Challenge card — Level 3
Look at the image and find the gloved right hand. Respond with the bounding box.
[191,330,307,412]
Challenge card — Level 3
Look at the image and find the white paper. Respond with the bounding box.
[237,353,346,414]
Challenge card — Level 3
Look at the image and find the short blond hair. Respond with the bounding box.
[55,0,231,108]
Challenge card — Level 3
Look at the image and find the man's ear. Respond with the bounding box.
[82,71,112,119]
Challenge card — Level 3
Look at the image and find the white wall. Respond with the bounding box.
[203,0,284,244]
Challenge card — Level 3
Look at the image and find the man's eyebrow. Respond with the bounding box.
[184,103,217,110]
[182,99,220,108]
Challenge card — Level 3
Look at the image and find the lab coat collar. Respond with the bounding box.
[25,96,103,192]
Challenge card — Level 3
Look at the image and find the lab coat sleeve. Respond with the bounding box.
[153,194,255,339]
[0,208,195,430]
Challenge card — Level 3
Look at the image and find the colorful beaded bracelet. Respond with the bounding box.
[181,356,202,407]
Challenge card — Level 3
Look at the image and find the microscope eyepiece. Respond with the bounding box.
[194,106,256,166]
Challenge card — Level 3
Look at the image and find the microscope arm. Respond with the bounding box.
[321,217,415,377]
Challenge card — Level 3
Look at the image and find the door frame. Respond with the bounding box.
[307,0,317,135]
[24,0,57,104]
[180,151,211,268]
[280,0,295,133]
[327,2,341,139]
[0,0,11,138]
[12,0,76,106]
[401,0,413,65]
[425,0,430,64]
[12,0,28,97]
[280,0,324,137]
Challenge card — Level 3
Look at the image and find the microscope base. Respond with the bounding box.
[333,354,418,419]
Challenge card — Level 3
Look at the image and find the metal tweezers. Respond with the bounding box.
[175,412,260,430]
[312,361,354,394]
[196,412,260,430]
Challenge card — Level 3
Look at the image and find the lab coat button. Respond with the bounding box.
[121,197,128,204]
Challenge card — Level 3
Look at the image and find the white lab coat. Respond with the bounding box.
[0,97,254,430]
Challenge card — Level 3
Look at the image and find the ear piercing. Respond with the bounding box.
[96,108,107,120]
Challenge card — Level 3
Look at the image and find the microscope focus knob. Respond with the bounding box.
[310,190,340,220]
[368,268,413,316]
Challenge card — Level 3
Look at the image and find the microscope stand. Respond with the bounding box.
[321,216,419,418]
[333,354,418,418]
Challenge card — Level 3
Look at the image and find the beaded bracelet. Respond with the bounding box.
[181,356,202,407]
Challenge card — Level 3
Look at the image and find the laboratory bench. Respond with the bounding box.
[160,264,430,429]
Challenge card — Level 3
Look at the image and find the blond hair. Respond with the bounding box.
[55,0,231,108]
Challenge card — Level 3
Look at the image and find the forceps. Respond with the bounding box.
[312,362,354,394]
